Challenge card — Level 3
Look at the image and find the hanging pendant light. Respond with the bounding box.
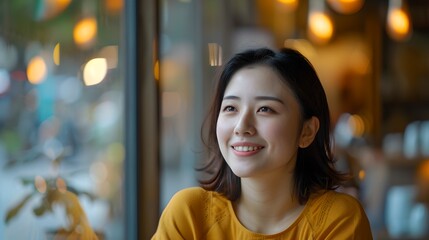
[307,0,334,45]
[387,0,412,41]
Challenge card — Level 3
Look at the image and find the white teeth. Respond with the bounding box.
[233,146,262,152]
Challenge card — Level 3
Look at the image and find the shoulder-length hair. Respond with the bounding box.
[199,47,347,204]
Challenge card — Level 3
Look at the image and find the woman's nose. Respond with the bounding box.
[234,112,256,136]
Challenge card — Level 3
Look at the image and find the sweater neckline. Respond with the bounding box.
[225,194,312,237]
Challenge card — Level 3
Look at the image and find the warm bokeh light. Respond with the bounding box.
[56,177,67,193]
[83,58,107,86]
[358,170,366,181]
[27,56,47,84]
[277,0,298,12]
[73,17,98,48]
[53,43,60,66]
[308,12,334,44]
[35,176,47,193]
[327,0,365,14]
[387,8,411,40]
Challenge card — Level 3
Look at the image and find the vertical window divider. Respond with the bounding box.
[124,0,160,239]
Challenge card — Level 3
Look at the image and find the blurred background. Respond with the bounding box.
[1,0,429,239]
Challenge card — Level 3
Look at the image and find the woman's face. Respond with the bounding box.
[216,65,305,179]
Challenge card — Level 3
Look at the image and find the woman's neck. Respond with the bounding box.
[234,173,305,234]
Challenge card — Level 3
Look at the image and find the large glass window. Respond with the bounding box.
[0,1,125,239]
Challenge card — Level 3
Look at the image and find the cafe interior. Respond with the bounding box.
[0,0,428,239]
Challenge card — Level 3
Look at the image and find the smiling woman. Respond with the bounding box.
[152,48,373,239]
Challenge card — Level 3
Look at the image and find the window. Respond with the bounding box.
[0,1,125,239]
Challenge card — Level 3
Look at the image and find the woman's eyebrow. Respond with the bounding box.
[223,95,240,100]
[255,96,284,104]
[223,95,284,104]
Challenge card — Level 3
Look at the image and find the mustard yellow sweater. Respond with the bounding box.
[152,187,372,239]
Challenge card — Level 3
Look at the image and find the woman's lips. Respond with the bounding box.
[231,143,264,156]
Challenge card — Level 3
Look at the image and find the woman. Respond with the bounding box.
[152,48,372,239]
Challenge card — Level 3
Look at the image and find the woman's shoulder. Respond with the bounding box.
[167,187,229,214]
[170,187,210,201]
[305,190,373,239]
[324,191,366,214]
[152,187,231,239]
[308,190,366,218]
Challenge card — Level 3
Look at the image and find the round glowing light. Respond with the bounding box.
[308,12,334,44]
[388,9,410,37]
[73,17,97,48]
[83,58,107,86]
[27,56,47,84]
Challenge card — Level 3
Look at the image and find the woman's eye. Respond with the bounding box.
[223,106,236,112]
[258,107,272,113]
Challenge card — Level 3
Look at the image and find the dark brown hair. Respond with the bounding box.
[199,48,346,204]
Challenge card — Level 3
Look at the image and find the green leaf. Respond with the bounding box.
[4,193,34,224]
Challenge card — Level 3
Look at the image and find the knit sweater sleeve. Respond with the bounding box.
[151,187,210,240]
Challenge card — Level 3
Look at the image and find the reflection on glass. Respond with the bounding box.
[27,56,48,84]
[83,58,108,86]
[73,17,98,49]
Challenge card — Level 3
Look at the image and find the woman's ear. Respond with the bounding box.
[298,116,320,148]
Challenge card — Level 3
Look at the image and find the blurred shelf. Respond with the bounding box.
[383,156,427,186]
[385,157,426,168]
